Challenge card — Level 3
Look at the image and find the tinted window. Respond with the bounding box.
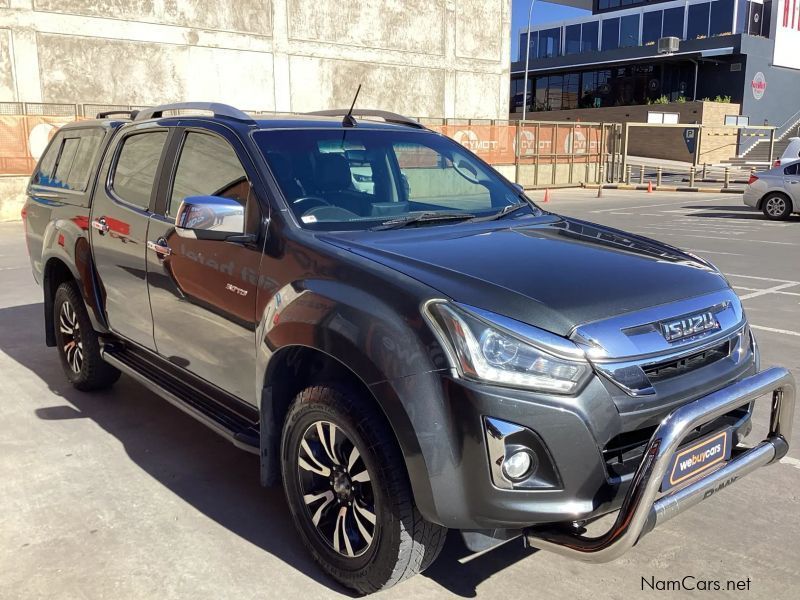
[687,3,710,39]
[169,132,248,217]
[642,11,663,45]
[602,18,620,51]
[581,21,599,52]
[565,24,581,55]
[256,129,526,230]
[662,7,685,38]
[112,131,168,209]
[709,0,734,35]
[620,14,640,48]
[33,128,104,191]
[784,163,799,176]
[538,28,561,58]
[53,138,79,186]
[64,129,105,191]
[33,132,63,186]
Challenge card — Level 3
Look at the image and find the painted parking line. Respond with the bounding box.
[639,226,747,235]
[750,324,800,338]
[726,273,800,284]
[684,248,744,256]
[646,232,798,246]
[590,198,718,213]
[736,282,799,300]
[735,285,800,297]
[781,456,800,471]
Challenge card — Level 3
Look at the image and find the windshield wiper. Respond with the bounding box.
[466,201,531,223]
[371,211,475,231]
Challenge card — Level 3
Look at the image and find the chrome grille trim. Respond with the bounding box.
[591,324,750,396]
[570,289,743,361]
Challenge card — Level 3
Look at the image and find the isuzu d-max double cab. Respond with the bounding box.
[23,103,795,594]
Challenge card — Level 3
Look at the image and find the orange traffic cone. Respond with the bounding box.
[647,180,653,193]
[543,188,550,203]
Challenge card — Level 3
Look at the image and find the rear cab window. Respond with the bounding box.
[32,127,105,194]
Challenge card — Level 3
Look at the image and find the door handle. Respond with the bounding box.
[91,218,109,234]
[147,239,172,258]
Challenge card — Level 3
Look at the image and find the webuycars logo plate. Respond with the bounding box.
[662,429,732,491]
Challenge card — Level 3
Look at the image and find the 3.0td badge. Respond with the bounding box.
[660,310,720,342]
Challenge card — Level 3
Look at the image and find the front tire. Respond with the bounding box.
[53,281,120,391]
[281,383,446,594]
[762,193,792,220]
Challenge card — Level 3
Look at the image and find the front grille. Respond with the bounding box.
[602,406,750,480]
[643,340,731,384]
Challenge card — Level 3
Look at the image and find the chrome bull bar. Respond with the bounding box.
[524,367,795,562]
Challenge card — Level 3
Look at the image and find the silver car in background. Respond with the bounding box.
[744,159,799,220]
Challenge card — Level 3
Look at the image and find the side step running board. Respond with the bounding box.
[101,346,260,454]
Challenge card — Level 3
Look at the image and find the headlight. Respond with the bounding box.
[423,301,590,394]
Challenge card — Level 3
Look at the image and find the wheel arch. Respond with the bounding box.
[258,343,438,523]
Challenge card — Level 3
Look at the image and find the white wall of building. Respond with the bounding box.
[0,0,511,119]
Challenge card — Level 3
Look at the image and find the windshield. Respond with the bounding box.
[254,128,535,231]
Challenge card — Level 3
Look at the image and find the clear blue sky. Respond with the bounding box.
[510,0,589,61]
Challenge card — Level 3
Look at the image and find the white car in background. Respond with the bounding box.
[773,137,800,167]
[744,159,799,220]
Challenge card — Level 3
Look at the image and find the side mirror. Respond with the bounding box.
[174,195,245,241]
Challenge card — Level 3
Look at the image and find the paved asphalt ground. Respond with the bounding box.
[1,190,798,599]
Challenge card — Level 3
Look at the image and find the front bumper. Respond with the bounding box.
[524,367,794,561]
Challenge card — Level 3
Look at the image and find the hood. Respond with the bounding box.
[320,214,730,336]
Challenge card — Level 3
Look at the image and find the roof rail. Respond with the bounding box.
[306,109,426,129]
[96,109,139,120]
[134,102,255,123]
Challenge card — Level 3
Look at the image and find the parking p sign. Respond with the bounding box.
[683,127,697,154]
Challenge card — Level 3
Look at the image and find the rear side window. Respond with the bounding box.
[784,163,799,176]
[111,131,168,209]
[33,128,105,191]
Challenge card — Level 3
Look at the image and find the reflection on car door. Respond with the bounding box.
[146,128,264,404]
[90,128,170,349]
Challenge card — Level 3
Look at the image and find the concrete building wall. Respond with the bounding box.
[0,0,511,119]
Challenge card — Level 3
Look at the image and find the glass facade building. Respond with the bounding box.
[512,0,775,114]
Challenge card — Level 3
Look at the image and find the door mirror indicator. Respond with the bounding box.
[174,195,245,241]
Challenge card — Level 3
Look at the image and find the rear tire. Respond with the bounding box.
[53,281,120,391]
[761,193,792,220]
[281,383,446,594]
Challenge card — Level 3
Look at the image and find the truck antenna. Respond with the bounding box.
[343,84,362,128]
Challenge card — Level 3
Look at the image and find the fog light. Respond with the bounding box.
[502,450,533,481]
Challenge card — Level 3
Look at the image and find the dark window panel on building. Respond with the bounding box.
[565,24,581,55]
[548,75,563,110]
[709,0,735,35]
[581,21,599,52]
[602,17,620,51]
[520,31,539,61]
[539,28,561,58]
[642,11,663,46]
[564,73,580,109]
[662,7,685,39]
[687,3,711,40]
[620,14,640,48]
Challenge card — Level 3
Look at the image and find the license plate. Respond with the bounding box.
[661,428,733,492]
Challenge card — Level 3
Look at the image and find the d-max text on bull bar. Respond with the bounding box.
[22,103,795,594]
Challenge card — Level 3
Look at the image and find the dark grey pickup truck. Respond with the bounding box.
[23,102,795,593]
